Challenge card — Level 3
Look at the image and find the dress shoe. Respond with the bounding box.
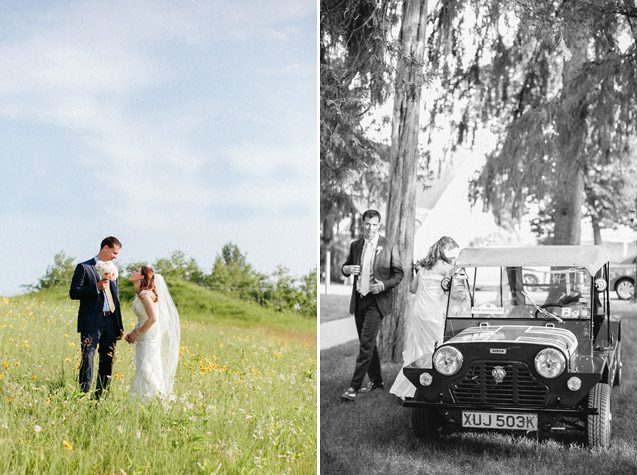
[341,387,358,401]
[359,381,385,393]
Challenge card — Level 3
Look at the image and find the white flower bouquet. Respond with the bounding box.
[95,260,119,280]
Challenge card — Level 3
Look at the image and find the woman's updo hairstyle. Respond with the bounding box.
[139,266,159,302]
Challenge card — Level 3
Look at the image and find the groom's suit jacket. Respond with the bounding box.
[342,235,404,318]
[70,258,124,335]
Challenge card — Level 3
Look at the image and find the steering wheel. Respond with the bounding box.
[534,303,564,319]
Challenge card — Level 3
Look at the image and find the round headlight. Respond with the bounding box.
[567,376,581,391]
[433,346,463,376]
[534,348,566,379]
[419,372,433,386]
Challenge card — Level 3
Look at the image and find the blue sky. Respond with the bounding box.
[0,1,317,295]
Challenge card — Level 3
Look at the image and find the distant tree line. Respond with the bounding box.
[30,243,317,318]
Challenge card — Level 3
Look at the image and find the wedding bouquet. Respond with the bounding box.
[95,260,119,280]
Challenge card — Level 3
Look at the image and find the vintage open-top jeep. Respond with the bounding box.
[403,246,622,448]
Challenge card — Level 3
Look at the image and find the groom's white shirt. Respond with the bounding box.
[94,255,110,313]
[357,233,379,294]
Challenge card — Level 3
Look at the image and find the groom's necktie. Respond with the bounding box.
[104,283,116,313]
[359,241,374,296]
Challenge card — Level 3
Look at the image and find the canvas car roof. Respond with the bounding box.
[455,246,610,275]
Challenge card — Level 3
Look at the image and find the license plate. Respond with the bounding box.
[462,411,538,431]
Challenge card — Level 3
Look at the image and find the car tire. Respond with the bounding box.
[615,278,634,300]
[587,382,611,449]
[412,406,440,440]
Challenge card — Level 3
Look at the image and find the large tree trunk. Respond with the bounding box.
[553,18,588,245]
[379,0,428,363]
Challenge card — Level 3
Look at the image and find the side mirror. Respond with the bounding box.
[594,278,607,292]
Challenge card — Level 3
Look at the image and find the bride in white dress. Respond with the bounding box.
[389,236,459,399]
[125,266,180,402]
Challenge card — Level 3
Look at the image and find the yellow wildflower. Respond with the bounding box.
[62,440,73,450]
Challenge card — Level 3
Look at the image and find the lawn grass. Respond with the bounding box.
[319,294,351,324]
[0,284,316,474]
[320,304,637,475]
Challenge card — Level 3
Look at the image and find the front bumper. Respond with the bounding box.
[402,399,598,416]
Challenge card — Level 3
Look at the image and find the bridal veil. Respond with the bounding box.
[155,274,180,396]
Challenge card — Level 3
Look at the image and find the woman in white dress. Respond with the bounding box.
[125,266,180,402]
[389,236,459,399]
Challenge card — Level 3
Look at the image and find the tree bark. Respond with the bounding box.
[592,216,602,245]
[379,0,428,363]
[553,24,589,245]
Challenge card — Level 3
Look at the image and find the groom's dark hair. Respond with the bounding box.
[101,236,122,249]
[362,209,381,221]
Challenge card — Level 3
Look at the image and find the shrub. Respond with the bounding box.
[206,243,268,303]
[261,267,317,317]
[153,251,205,284]
[29,251,76,291]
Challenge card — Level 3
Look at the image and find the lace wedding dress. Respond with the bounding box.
[129,275,180,402]
[389,271,448,399]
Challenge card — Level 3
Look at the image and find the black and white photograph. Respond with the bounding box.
[320,1,637,473]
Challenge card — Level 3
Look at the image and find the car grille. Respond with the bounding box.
[451,361,549,407]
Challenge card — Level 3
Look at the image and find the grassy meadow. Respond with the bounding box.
[320,302,637,475]
[0,283,316,474]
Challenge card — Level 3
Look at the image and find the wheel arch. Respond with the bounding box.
[614,276,634,289]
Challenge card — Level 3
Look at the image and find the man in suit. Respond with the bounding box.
[70,236,124,399]
[341,209,404,401]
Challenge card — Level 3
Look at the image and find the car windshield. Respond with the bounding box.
[446,265,593,320]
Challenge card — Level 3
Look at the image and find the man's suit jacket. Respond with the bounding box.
[69,258,124,335]
[342,235,404,317]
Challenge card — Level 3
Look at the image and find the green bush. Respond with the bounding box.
[153,251,205,284]
[206,242,268,303]
[29,251,75,291]
[263,266,317,317]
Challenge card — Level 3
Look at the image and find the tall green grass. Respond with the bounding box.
[0,283,316,474]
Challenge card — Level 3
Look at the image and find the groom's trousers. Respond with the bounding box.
[350,293,383,390]
[79,313,118,399]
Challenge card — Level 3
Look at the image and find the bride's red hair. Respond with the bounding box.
[139,266,158,302]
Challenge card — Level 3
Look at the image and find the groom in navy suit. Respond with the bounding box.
[70,236,124,399]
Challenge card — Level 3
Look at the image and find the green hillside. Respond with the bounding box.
[34,279,316,336]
